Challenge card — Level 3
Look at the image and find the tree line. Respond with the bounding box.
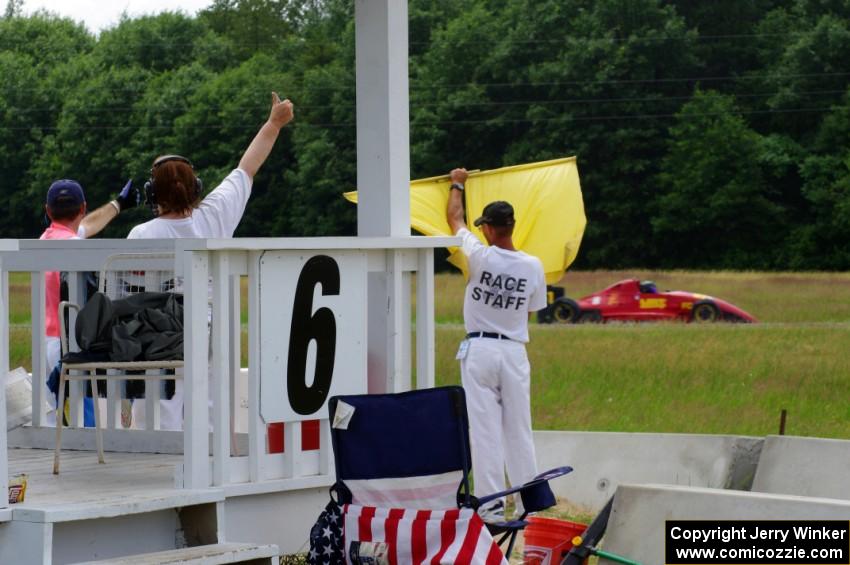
[1,0,848,270]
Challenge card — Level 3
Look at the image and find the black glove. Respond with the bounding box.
[115,179,139,211]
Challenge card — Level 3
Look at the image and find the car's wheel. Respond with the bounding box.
[537,308,554,324]
[578,309,603,323]
[692,300,720,323]
[552,298,580,323]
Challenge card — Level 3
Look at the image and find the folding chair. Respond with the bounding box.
[327,386,572,563]
[53,252,182,474]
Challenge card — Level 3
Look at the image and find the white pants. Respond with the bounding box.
[460,338,538,505]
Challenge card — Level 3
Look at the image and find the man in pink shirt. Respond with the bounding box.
[40,179,137,424]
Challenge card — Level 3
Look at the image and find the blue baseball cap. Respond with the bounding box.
[46,179,86,209]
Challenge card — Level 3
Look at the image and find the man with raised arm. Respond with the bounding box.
[446,167,548,522]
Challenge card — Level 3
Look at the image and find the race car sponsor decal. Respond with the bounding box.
[640,298,666,309]
[681,302,693,310]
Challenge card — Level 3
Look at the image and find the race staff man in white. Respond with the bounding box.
[446,167,548,522]
[128,91,294,429]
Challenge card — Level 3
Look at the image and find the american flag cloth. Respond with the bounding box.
[343,504,508,565]
[309,499,345,564]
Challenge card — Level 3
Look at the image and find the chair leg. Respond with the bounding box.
[496,510,527,560]
[504,528,521,560]
[91,376,105,464]
[53,370,67,475]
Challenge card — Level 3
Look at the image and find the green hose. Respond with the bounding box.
[591,548,643,565]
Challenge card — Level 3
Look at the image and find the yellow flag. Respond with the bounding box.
[343,156,585,284]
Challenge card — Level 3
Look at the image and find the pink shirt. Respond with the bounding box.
[40,223,84,337]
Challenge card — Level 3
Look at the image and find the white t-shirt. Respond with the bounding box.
[458,228,547,343]
[127,169,252,239]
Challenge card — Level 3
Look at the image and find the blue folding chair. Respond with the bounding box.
[327,386,572,562]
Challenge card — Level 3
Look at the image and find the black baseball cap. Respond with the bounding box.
[473,201,515,227]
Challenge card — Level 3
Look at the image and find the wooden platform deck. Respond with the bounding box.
[5,448,221,523]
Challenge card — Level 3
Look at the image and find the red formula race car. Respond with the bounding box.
[538,279,757,324]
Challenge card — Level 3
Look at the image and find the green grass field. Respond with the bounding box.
[435,270,850,439]
[10,270,850,439]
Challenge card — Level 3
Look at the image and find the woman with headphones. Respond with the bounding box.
[127,91,293,430]
[128,91,293,239]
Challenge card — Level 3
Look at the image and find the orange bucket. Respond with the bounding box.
[523,516,587,565]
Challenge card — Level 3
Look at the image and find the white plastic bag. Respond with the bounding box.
[6,367,33,431]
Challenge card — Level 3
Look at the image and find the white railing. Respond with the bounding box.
[2,236,455,496]
[0,240,19,511]
[176,237,454,491]
[7,239,175,434]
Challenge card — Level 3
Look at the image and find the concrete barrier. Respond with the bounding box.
[533,431,763,512]
[751,435,850,500]
[601,484,850,565]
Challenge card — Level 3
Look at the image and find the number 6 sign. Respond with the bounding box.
[259,250,367,422]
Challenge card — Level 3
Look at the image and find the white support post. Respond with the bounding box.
[282,421,301,479]
[229,272,241,457]
[0,520,52,564]
[106,374,120,429]
[68,274,85,346]
[29,272,46,427]
[416,248,436,389]
[183,250,210,489]
[0,261,9,508]
[144,373,161,430]
[144,271,162,431]
[355,0,410,238]
[319,418,333,476]
[68,377,83,428]
[247,251,264,482]
[1,269,7,373]
[356,0,413,394]
[215,500,227,544]
[401,270,412,392]
[367,251,407,393]
[388,251,407,393]
[67,274,85,427]
[212,252,231,486]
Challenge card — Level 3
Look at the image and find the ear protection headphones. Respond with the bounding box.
[143,154,203,215]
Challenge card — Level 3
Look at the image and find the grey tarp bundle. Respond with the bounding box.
[73,291,183,362]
